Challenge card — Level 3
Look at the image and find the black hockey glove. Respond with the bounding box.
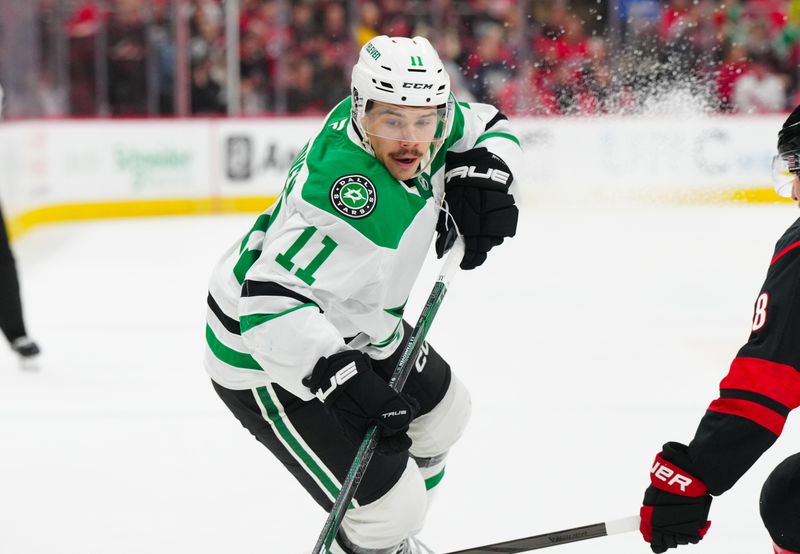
[303,350,418,455]
[641,442,713,553]
[436,147,518,270]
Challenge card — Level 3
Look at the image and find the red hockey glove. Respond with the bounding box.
[641,442,712,553]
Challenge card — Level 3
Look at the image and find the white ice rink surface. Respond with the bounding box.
[2,203,799,554]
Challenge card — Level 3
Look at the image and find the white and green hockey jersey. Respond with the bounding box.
[204,96,522,400]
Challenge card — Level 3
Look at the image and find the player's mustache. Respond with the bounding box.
[392,150,423,158]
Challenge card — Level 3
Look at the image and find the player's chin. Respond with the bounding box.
[388,159,420,180]
[395,168,418,180]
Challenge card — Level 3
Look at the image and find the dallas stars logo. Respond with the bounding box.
[330,175,377,218]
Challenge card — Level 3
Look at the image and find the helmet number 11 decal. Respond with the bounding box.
[275,226,338,286]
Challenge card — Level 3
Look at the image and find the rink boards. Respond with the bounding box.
[0,113,790,238]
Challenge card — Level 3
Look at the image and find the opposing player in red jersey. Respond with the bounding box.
[639,106,800,553]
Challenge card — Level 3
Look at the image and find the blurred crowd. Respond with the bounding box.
[12,0,800,117]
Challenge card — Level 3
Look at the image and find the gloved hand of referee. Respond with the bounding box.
[303,350,418,455]
[435,147,518,270]
[641,442,713,553]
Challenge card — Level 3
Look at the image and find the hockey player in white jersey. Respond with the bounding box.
[205,36,521,554]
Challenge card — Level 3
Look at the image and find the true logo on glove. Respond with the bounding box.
[314,361,359,402]
[444,166,511,185]
[381,410,408,418]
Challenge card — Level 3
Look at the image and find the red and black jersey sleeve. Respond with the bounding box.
[688,217,800,496]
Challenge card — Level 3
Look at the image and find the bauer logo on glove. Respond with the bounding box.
[651,457,706,495]
[641,442,712,553]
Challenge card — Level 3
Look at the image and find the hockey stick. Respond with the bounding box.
[444,515,641,553]
[311,237,466,554]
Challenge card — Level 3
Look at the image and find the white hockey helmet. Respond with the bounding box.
[351,36,453,174]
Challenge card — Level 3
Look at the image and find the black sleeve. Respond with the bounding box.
[688,218,800,495]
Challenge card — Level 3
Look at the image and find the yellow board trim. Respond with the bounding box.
[7,196,277,241]
[5,188,793,241]
[672,187,793,204]
[620,187,793,205]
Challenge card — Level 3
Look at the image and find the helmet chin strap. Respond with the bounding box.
[350,88,375,156]
[408,148,434,179]
[350,118,375,157]
[361,135,376,157]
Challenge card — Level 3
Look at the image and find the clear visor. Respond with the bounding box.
[771,153,799,198]
[362,102,449,144]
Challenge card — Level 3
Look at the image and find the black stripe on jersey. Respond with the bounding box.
[484,111,509,132]
[720,389,790,417]
[207,293,241,335]
[242,280,322,312]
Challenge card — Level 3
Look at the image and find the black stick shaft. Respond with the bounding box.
[445,522,610,553]
[310,240,464,554]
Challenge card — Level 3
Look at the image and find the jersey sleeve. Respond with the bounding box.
[688,222,800,495]
[237,205,382,401]
[446,100,524,200]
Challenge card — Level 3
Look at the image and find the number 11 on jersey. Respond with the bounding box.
[276,226,338,286]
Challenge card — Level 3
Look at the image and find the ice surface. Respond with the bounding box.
[1,203,798,553]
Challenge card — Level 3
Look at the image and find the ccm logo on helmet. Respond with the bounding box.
[445,166,511,185]
[651,460,694,493]
[402,83,433,89]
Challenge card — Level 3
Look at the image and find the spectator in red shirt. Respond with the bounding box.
[717,42,750,111]
[733,53,788,113]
